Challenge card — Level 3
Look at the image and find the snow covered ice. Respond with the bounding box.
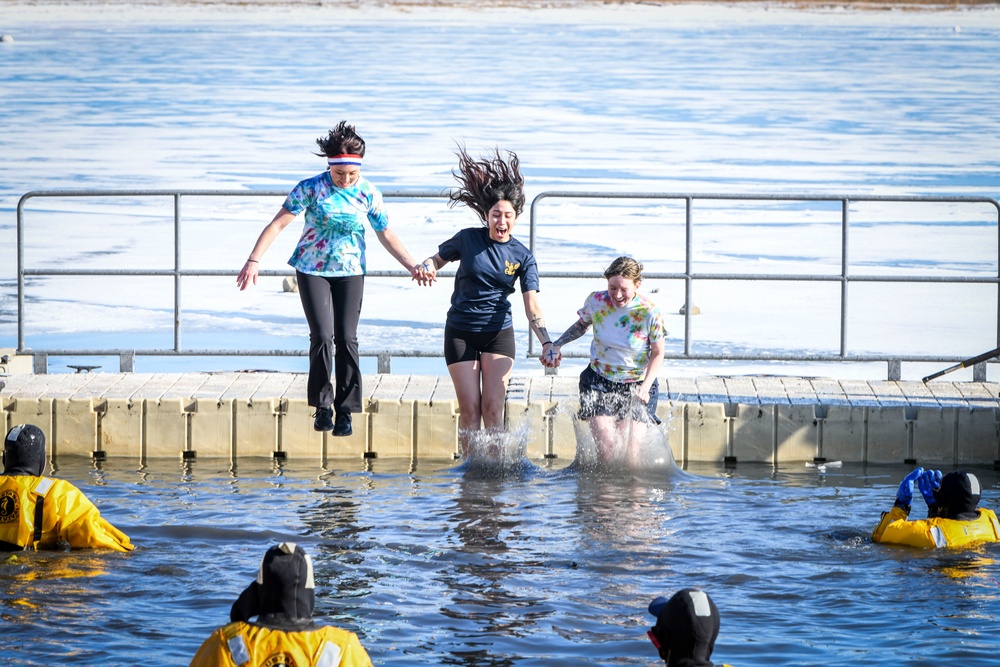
[1,1,998,380]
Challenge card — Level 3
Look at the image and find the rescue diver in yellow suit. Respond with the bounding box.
[189,542,373,667]
[872,467,1000,548]
[0,424,132,552]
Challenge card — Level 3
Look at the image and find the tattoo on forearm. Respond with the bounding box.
[553,320,589,347]
[536,326,551,344]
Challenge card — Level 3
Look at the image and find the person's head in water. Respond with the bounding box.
[647,588,720,667]
[314,121,366,189]
[230,542,317,630]
[933,471,982,520]
[448,146,525,243]
[3,424,46,477]
[603,256,644,309]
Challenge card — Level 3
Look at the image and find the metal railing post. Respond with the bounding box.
[174,193,182,352]
[119,351,135,372]
[377,353,391,374]
[840,198,849,358]
[16,196,26,352]
[684,196,693,357]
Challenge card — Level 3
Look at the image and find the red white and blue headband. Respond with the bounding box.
[327,153,363,167]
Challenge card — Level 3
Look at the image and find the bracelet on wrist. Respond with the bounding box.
[246,259,258,263]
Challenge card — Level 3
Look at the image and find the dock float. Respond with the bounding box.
[1,372,998,466]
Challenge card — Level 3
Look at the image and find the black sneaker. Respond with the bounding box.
[333,412,352,437]
[313,406,334,432]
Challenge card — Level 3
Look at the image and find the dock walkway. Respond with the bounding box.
[2,372,998,466]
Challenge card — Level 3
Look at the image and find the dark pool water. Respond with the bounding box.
[3,452,999,666]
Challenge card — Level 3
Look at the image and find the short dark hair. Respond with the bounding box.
[448,146,525,221]
[314,120,366,158]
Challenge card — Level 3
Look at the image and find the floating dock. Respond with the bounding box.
[1,372,998,466]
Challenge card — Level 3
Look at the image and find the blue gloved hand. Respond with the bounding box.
[918,469,942,506]
[896,467,924,506]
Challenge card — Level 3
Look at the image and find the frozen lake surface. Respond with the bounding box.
[0,1,998,381]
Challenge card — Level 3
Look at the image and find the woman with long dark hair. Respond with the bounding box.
[420,147,554,455]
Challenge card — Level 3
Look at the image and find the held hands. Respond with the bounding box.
[918,468,942,507]
[539,343,561,368]
[412,259,437,287]
[896,467,925,506]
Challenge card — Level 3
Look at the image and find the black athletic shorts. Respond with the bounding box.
[444,325,516,365]
[578,365,661,424]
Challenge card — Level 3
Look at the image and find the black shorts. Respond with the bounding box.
[578,365,661,424]
[444,325,516,365]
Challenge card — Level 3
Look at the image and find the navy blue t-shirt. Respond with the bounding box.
[438,226,540,331]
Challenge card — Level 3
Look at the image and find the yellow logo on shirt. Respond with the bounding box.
[505,260,520,276]
[0,490,19,522]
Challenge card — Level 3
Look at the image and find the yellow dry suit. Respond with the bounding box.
[191,542,373,667]
[872,505,1000,549]
[189,622,373,667]
[0,475,133,552]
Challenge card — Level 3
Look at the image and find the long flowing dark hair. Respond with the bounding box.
[448,146,525,222]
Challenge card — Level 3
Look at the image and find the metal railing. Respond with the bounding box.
[528,192,1000,380]
[15,189,1000,379]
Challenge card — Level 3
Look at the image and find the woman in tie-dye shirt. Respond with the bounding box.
[545,256,666,463]
[236,121,428,437]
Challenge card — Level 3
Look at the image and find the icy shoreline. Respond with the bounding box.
[4,0,1000,28]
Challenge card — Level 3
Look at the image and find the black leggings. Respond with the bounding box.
[297,271,364,413]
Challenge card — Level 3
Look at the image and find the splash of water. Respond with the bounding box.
[453,418,542,479]
[571,409,678,475]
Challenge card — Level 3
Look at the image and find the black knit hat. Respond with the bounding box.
[3,424,46,476]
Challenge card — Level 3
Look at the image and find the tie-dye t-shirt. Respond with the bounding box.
[283,172,390,277]
[578,291,666,383]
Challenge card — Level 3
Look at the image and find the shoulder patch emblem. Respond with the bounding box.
[504,260,520,276]
[0,490,19,523]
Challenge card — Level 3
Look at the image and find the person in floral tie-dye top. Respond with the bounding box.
[237,122,429,437]
[544,257,666,463]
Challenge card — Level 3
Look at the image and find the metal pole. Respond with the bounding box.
[174,193,182,352]
[16,195,27,352]
[840,199,849,357]
[528,192,537,358]
[684,197,693,356]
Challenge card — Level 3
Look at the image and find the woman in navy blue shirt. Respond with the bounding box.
[420,148,554,456]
